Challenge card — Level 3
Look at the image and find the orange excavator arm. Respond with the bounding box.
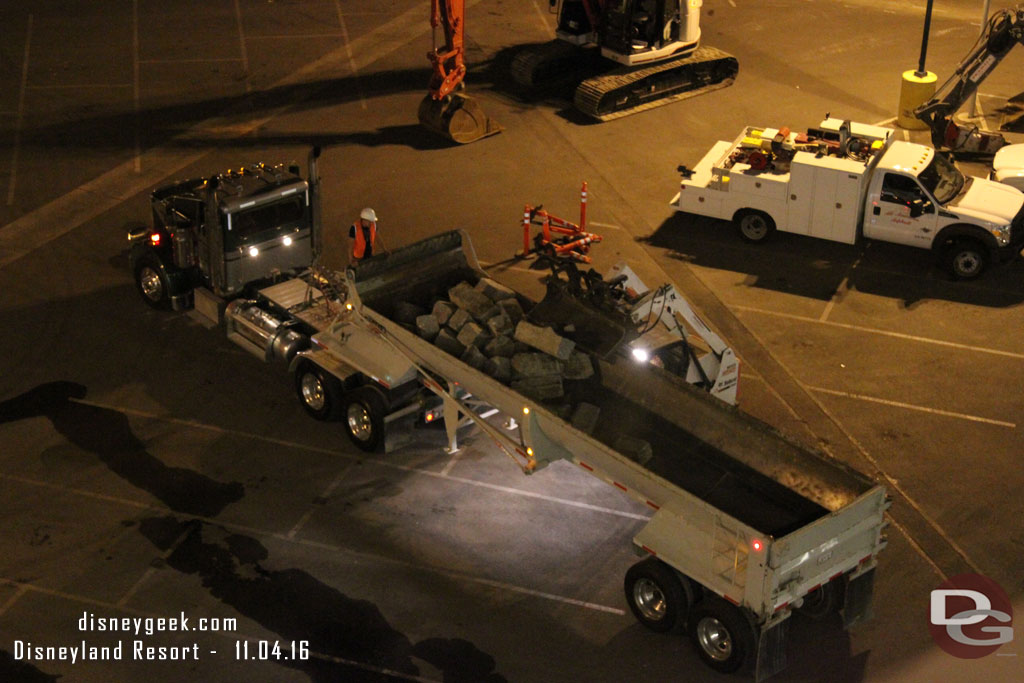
[418,0,501,143]
[425,0,467,100]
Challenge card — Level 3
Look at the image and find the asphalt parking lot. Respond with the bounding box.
[1,1,1023,681]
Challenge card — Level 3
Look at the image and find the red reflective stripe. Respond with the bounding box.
[808,584,821,593]
[579,462,594,471]
[859,555,872,565]
[613,482,627,492]
[774,602,789,612]
[515,449,528,458]
[641,545,656,556]
[646,500,660,510]
[830,571,843,581]
[724,594,740,606]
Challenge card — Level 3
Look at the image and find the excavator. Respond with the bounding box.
[511,0,738,120]
[417,0,502,143]
[914,4,1024,155]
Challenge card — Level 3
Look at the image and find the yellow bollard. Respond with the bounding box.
[897,70,937,130]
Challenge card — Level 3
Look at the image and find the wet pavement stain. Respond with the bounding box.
[0,382,244,517]
[139,516,506,683]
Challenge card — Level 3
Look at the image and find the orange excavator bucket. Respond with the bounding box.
[418,92,502,145]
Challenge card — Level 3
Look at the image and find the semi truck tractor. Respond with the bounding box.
[672,118,1024,279]
[128,156,888,679]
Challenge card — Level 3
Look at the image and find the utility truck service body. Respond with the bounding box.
[673,118,1024,279]
[128,155,887,679]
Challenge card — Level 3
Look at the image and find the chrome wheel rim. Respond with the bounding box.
[632,578,667,622]
[347,403,373,441]
[300,373,326,411]
[139,266,163,301]
[696,616,733,662]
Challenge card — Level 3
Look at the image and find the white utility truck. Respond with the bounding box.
[129,155,888,679]
[672,118,1024,279]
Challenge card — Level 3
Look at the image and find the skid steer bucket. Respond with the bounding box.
[418,93,502,144]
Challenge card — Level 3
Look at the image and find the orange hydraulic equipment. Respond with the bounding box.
[511,0,738,121]
[914,4,1024,155]
[418,0,502,144]
[520,181,603,263]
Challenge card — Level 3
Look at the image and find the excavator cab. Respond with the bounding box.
[602,0,679,54]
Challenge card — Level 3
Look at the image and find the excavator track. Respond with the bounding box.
[510,40,602,90]
[574,46,738,121]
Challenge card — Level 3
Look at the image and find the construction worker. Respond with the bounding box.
[349,207,378,262]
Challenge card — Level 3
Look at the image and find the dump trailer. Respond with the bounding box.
[320,230,889,680]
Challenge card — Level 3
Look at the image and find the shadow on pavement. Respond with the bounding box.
[139,516,506,683]
[0,650,60,683]
[0,382,245,518]
[643,212,1024,308]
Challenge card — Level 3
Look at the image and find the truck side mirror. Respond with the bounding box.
[909,202,923,218]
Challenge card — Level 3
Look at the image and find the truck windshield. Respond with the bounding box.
[917,153,964,204]
[224,197,306,250]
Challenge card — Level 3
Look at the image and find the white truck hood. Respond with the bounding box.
[947,177,1024,225]
[992,144,1024,192]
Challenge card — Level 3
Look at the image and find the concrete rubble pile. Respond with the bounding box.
[399,278,596,405]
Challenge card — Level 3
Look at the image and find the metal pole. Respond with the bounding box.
[916,0,935,76]
[969,0,993,118]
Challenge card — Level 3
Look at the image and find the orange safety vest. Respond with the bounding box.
[351,220,376,259]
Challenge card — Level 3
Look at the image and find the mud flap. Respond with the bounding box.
[383,404,420,453]
[841,567,875,629]
[754,617,788,682]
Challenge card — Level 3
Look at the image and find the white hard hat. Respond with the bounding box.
[360,207,377,222]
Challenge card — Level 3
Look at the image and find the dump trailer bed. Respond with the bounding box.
[332,231,887,656]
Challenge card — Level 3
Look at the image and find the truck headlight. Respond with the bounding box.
[989,224,1011,247]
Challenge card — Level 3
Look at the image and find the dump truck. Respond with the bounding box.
[672,117,1024,279]
[128,156,888,679]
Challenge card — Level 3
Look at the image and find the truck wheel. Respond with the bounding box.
[624,557,691,633]
[294,363,341,421]
[943,239,988,280]
[796,582,837,620]
[688,597,755,673]
[734,210,776,243]
[134,254,170,308]
[342,387,386,452]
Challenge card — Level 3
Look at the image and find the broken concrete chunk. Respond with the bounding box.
[563,351,595,380]
[570,403,601,435]
[487,356,512,383]
[435,328,466,357]
[481,305,502,321]
[448,282,495,320]
[511,352,564,378]
[457,321,490,349]
[448,307,473,332]
[497,298,525,324]
[461,345,488,371]
[485,312,514,338]
[415,314,440,341]
[512,375,564,401]
[484,335,516,359]
[514,321,575,361]
[475,277,516,302]
[393,301,427,325]
[614,436,654,466]
[432,300,456,326]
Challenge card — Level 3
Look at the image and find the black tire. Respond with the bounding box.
[733,210,776,243]
[796,582,837,620]
[294,362,342,421]
[623,557,691,633]
[688,597,756,674]
[943,238,989,280]
[342,387,387,452]
[134,253,171,308]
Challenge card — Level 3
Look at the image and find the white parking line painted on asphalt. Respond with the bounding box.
[734,305,1024,361]
[132,0,141,173]
[233,0,251,94]
[0,1,485,268]
[6,14,32,207]
[531,0,552,33]
[805,385,1016,428]
[0,470,626,616]
[287,464,355,539]
[115,523,197,608]
[334,0,368,110]
[0,584,28,618]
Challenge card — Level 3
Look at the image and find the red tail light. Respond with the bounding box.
[150,233,161,246]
